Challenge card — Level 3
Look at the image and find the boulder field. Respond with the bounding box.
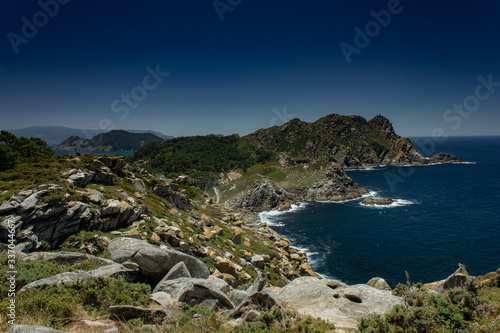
[13,238,405,332]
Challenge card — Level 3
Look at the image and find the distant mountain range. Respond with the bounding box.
[55,130,165,152]
[7,126,173,147]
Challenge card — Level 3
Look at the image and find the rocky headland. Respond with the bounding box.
[211,114,464,213]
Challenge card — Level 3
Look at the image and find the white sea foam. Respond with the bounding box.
[360,165,387,171]
[394,161,476,167]
[257,202,309,226]
[360,198,417,209]
[316,190,379,204]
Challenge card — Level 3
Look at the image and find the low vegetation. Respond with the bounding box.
[358,277,500,332]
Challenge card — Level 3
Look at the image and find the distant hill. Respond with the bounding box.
[8,126,173,146]
[55,130,165,152]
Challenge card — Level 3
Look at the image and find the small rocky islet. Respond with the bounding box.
[360,197,395,206]
[1,114,497,332]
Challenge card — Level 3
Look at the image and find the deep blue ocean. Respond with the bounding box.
[260,136,500,287]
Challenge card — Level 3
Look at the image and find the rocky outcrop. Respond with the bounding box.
[19,263,137,292]
[108,237,210,280]
[23,251,114,265]
[0,155,217,255]
[428,153,463,164]
[153,183,193,211]
[246,113,463,168]
[0,183,148,253]
[224,164,368,212]
[9,326,70,333]
[225,178,295,212]
[367,277,392,291]
[279,276,403,331]
[436,265,470,293]
[367,115,400,141]
[303,164,369,201]
[154,277,235,309]
[361,198,394,206]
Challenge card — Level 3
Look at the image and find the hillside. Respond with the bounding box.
[245,114,460,168]
[56,130,164,152]
[9,126,173,146]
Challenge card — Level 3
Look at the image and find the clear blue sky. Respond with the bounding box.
[1,0,499,137]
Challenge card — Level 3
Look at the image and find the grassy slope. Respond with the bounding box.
[215,160,332,204]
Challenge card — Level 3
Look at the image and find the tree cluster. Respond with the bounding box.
[133,135,271,174]
[88,130,163,151]
[0,131,54,171]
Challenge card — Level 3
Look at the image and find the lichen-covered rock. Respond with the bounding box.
[367,277,392,291]
[23,251,114,265]
[279,276,402,331]
[362,198,395,206]
[153,277,235,309]
[108,237,209,279]
[9,325,70,333]
[436,265,470,293]
[19,263,136,292]
[158,261,191,283]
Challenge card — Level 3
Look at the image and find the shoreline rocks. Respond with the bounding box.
[361,197,394,206]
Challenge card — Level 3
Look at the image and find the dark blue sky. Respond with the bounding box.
[1,0,499,137]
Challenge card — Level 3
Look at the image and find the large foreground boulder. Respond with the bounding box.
[108,237,209,279]
[279,276,403,331]
[154,277,234,309]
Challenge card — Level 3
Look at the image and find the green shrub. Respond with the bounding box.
[359,283,499,333]
[231,307,335,333]
[39,189,68,205]
[179,184,197,199]
[2,277,151,328]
